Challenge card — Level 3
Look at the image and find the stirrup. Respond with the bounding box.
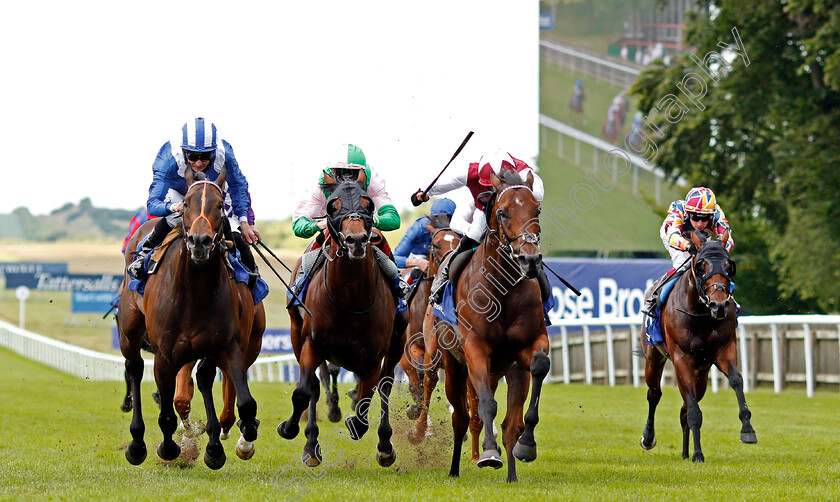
[641,299,657,318]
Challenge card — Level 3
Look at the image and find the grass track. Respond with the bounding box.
[2,347,839,501]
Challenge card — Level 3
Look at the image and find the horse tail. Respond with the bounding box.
[631,345,645,358]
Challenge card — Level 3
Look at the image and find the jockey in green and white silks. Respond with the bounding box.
[290,143,409,303]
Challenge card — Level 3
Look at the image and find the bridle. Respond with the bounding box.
[181,180,224,253]
[429,227,458,268]
[486,185,541,262]
[325,212,370,261]
[677,248,734,318]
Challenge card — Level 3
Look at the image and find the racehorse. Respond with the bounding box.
[400,224,461,421]
[426,169,550,482]
[118,169,263,469]
[278,175,404,468]
[639,230,757,462]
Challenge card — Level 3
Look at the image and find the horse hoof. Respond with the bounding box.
[477,450,503,469]
[303,451,321,467]
[377,443,396,468]
[220,429,230,441]
[327,407,342,423]
[125,441,147,465]
[406,405,421,421]
[512,440,537,462]
[120,398,132,413]
[278,420,299,440]
[236,437,255,460]
[740,431,757,444]
[640,436,657,450]
[157,441,181,461]
[204,449,227,470]
[407,428,425,445]
[692,453,705,463]
[345,416,364,440]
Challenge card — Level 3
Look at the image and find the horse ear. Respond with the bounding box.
[185,166,196,187]
[215,167,227,189]
[360,195,374,214]
[689,230,704,250]
[524,171,534,190]
[324,171,336,185]
[327,198,342,218]
[426,223,435,233]
[356,169,367,185]
[490,171,502,189]
[719,229,730,247]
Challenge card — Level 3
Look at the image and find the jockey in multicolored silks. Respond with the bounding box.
[641,186,735,317]
[127,118,260,285]
[291,143,409,302]
[411,149,550,306]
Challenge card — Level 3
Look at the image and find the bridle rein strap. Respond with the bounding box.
[487,185,540,258]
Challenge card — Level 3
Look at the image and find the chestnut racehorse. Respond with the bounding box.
[400,224,461,421]
[428,169,550,482]
[118,169,263,469]
[639,230,756,462]
[278,177,404,468]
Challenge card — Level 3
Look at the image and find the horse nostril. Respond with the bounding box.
[201,235,212,248]
[345,235,356,246]
[360,234,369,244]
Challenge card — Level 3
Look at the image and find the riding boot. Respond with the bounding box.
[537,264,551,304]
[641,292,659,318]
[429,236,478,306]
[127,217,171,279]
[234,232,260,288]
[373,247,410,301]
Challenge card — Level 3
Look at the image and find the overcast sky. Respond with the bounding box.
[1,1,538,220]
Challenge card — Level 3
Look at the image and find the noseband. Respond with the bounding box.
[487,185,541,261]
[181,180,224,253]
[689,247,733,310]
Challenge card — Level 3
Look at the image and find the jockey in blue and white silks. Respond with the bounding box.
[128,118,260,283]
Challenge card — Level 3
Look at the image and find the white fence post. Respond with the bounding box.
[739,324,750,393]
[803,323,814,398]
[771,323,782,394]
[605,325,615,386]
[583,325,592,384]
[561,326,570,385]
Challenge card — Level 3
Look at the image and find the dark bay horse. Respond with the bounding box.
[278,177,404,468]
[400,224,461,421]
[430,169,550,482]
[640,230,756,462]
[118,169,262,469]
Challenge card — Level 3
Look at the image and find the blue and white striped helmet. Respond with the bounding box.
[181,117,217,152]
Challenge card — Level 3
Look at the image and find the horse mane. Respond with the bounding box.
[496,168,522,188]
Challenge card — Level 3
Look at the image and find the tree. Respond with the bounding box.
[629,0,840,313]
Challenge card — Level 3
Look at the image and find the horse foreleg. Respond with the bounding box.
[123,357,147,464]
[196,358,225,469]
[302,373,322,467]
[716,345,757,444]
[443,352,469,478]
[465,349,503,470]
[279,341,318,441]
[121,370,133,412]
[501,365,529,483]
[673,355,704,462]
[512,350,550,472]
[319,362,341,423]
[174,362,201,437]
[374,326,404,468]
[153,354,181,463]
[218,370,236,440]
[467,379,482,461]
[640,339,665,450]
[408,315,442,444]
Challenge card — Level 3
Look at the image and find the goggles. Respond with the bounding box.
[185,150,214,162]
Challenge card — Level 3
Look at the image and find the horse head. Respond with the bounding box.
[182,168,226,265]
[325,173,375,261]
[689,230,736,320]
[426,223,460,275]
[488,169,542,279]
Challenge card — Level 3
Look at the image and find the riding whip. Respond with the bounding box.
[542,262,582,297]
[256,241,293,274]
[411,131,474,206]
[251,243,314,318]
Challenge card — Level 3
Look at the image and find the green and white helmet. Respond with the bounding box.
[321,143,372,187]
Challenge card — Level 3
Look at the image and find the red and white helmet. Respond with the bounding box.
[684,187,717,214]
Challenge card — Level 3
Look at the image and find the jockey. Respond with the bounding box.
[393,198,457,274]
[411,149,547,306]
[127,118,260,283]
[641,186,734,317]
[291,143,409,301]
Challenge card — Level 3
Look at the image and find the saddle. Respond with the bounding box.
[448,248,476,291]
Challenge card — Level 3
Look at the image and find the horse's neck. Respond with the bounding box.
[175,244,227,292]
[478,234,524,289]
[677,269,703,312]
[326,247,378,286]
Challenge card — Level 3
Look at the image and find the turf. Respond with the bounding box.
[1,347,838,501]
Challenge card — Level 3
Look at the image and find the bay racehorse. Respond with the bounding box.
[431,169,550,482]
[400,224,461,421]
[118,169,263,469]
[278,176,405,468]
[639,230,756,461]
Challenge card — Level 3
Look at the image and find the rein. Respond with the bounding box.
[487,185,540,262]
[676,250,733,318]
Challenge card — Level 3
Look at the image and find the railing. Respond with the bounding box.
[547,315,840,397]
[3,315,840,397]
[0,320,298,383]
[540,39,641,87]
